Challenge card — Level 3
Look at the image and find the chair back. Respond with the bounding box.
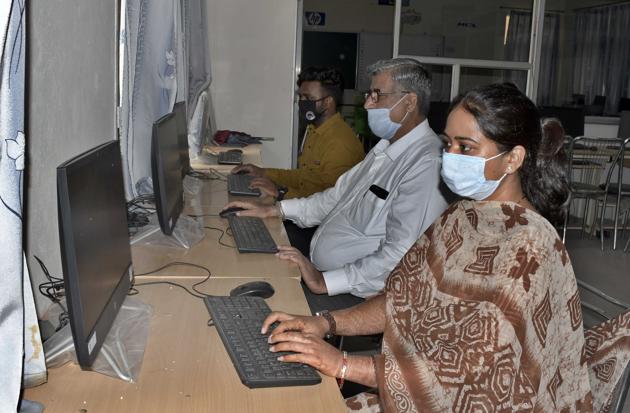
[567,137,624,195]
[618,111,630,140]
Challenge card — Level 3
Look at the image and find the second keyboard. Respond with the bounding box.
[227,174,260,197]
[228,215,278,253]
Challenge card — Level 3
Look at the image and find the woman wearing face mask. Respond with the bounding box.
[261,83,597,412]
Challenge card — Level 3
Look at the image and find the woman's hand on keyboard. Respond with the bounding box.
[221,201,278,218]
[261,312,328,339]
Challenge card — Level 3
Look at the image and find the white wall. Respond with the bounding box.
[206,0,298,169]
[26,0,117,314]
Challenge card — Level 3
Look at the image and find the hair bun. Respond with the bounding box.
[540,117,566,158]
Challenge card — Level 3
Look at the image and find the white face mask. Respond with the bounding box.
[441,151,507,200]
[367,95,409,140]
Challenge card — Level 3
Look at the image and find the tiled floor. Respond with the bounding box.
[565,231,630,412]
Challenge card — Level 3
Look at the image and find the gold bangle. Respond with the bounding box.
[337,351,348,388]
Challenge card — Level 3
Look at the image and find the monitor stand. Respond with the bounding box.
[130,214,204,249]
[43,296,152,382]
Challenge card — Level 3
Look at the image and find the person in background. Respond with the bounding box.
[232,66,365,255]
[259,83,593,412]
[224,58,450,313]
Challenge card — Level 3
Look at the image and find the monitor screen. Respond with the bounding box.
[173,101,190,177]
[538,106,585,138]
[57,140,133,367]
[151,112,184,235]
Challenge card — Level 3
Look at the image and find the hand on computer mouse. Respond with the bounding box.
[219,206,246,218]
[221,201,279,219]
[231,164,264,177]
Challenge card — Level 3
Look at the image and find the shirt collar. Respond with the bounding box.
[311,112,343,136]
[373,119,432,161]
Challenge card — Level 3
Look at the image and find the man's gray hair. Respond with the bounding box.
[367,58,431,116]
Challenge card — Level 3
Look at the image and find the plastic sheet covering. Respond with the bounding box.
[44,297,152,383]
[183,174,203,196]
[130,213,204,249]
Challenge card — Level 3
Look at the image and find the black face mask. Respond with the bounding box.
[298,98,326,124]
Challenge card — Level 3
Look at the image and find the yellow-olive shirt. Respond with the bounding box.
[265,113,364,199]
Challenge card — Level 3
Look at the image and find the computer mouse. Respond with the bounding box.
[219,206,246,218]
[229,281,275,299]
[234,169,249,175]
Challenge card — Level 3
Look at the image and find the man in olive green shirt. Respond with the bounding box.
[232,67,364,200]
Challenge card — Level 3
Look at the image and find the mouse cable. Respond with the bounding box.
[204,226,236,249]
[132,261,215,299]
[188,213,220,218]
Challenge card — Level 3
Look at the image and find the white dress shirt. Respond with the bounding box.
[280,120,449,298]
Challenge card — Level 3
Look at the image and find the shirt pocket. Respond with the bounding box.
[346,189,388,236]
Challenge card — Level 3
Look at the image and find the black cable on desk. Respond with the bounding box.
[205,226,236,249]
[132,261,215,299]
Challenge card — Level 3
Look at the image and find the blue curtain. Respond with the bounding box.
[0,2,45,409]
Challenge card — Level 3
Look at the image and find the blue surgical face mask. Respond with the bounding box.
[441,151,507,200]
[367,95,409,140]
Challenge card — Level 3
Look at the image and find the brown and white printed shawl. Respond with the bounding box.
[371,200,593,412]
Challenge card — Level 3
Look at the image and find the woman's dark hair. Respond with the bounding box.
[297,67,344,108]
[451,83,569,222]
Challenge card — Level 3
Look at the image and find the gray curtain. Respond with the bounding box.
[120,0,211,198]
[184,0,211,117]
[121,0,179,198]
[1,1,45,409]
[503,10,560,105]
[572,4,630,114]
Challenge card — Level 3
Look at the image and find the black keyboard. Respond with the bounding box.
[203,295,321,388]
[228,216,278,253]
[218,151,243,165]
[227,174,260,197]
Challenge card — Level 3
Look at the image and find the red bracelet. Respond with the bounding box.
[337,351,348,389]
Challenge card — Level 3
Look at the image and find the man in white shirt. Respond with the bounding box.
[223,58,450,311]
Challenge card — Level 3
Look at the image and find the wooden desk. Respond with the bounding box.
[24,278,346,412]
[190,144,263,173]
[132,177,299,279]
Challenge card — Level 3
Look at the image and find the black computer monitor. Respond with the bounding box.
[151,112,184,235]
[539,106,585,138]
[57,140,133,368]
[173,101,190,177]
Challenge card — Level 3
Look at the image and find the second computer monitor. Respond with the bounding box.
[151,112,184,235]
[173,101,190,178]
